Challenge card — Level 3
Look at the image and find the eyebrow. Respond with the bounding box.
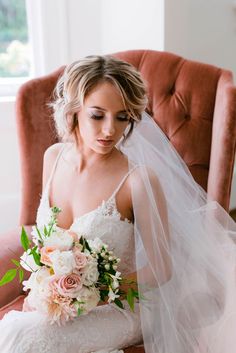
[89,106,127,114]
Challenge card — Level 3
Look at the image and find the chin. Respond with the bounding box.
[95,147,114,155]
[93,142,117,155]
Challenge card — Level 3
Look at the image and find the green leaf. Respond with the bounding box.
[35,225,43,241]
[11,259,20,267]
[44,225,48,237]
[100,289,109,301]
[0,269,17,286]
[127,288,135,311]
[21,226,30,251]
[51,206,61,215]
[77,307,83,316]
[131,289,140,299]
[79,236,91,252]
[30,246,41,266]
[114,298,124,309]
[19,268,24,283]
[47,223,54,237]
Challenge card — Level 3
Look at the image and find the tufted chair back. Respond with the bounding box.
[16,49,236,227]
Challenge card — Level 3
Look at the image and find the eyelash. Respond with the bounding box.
[90,114,129,122]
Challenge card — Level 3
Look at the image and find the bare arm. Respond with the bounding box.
[130,167,172,289]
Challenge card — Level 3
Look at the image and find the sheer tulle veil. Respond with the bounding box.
[120,111,236,353]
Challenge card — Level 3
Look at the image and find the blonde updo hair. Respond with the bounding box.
[51,55,148,141]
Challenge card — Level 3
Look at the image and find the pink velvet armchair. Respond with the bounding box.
[1,49,236,353]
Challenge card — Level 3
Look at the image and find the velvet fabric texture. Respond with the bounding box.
[1,50,236,353]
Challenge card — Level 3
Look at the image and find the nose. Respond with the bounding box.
[102,116,115,137]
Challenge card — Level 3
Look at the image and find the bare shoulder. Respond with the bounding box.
[43,143,64,164]
[130,165,162,188]
[42,142,64,189]
[129,165,166,202]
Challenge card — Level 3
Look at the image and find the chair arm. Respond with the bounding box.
[0,226,32,308]
[208,70,236,210]
[124,345,145,353]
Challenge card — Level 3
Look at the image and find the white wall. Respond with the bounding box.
[65,0,102,63]
[0,99,21,232]
[100,0,164,54]
[164,0,236,80]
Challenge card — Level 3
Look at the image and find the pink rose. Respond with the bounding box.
[40,246,56,266]
[51,273,83,298]
[73,248,88,272]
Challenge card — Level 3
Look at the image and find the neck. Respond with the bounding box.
[72,142,119,173]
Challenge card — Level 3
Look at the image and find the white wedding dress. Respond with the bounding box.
[0,153,143,353]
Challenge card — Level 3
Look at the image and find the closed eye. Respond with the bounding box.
[90,114,104,120]
[89,113,129,121]
[117,115,129,122]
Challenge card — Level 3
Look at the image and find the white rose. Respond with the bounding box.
[88,238,104,253]
[26,288,50,313]
[22,271,37,292]
[76,286,100,313]
[81,257,99,286]
[22,267,51,311]
[44,230,74,250]
[20,250,41,272]
[23,267,51,291]
[49,249,76,276]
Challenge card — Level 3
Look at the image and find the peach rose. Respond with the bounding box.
[51,273,83,298]
[46,291,77,325]
[40,246,56,266]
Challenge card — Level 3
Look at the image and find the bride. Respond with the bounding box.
[0,55,236,353]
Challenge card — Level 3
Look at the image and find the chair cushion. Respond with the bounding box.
[0,294,25,320]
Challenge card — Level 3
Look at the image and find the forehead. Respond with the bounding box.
[84,81,126,111]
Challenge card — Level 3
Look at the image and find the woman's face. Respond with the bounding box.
[77,81,130,155]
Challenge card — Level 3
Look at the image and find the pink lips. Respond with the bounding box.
[97,139,114,147]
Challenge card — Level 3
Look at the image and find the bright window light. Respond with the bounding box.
[0,0,31,97]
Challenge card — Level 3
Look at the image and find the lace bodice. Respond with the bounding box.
[36,146,137,275]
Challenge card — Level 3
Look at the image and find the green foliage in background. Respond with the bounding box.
[0,0,30,77]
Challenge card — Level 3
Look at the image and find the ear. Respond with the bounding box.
[72,112,78,125]
[67,112,79,137]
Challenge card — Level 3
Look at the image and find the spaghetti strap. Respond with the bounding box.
[44,144,66,191]
[109,165,139,200]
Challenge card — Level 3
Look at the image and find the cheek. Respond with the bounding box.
[117,123,130,136]
[79,119,98,138]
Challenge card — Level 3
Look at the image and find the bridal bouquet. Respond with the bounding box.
[0,207,139,325]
